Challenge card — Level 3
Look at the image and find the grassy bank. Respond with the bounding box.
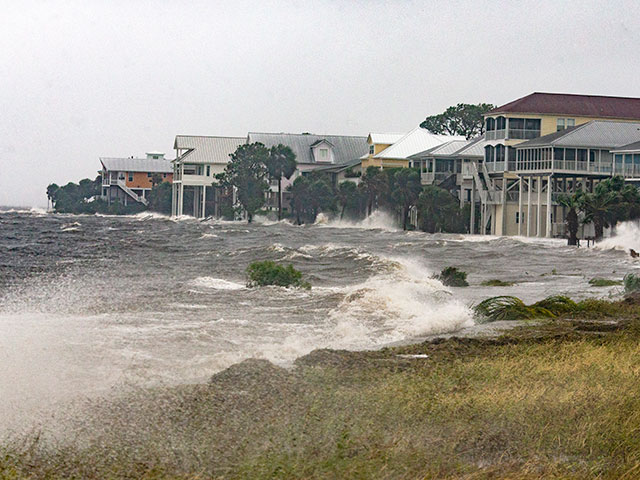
[2,300,640,479]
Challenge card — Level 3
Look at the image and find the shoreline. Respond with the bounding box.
[2,297,639,479]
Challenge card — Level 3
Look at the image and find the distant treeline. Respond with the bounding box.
[46,177,171,215]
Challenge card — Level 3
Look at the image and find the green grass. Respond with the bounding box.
[589,278,622,287]
[3,300,640,479]
[480,279,514,287]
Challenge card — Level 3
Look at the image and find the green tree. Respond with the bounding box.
[147,182,172,214]
[420,103,495,139]
[358,166,387,216]
[265,144,297,220]
[580,187,617,241]
[216,143,269,223]
[151,173,163,187]
[557,192,582,246]
[336,180,361,219]
[289,175,311,225]
[417,185,466,233]
[288,173,336,224]
[46,183,59,210]
[391,169,422,230]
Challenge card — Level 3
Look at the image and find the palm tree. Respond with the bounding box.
[580,188,617,241]
[557,192,582,246]
[337,181,358,219]
[46,183,59,211]
[392,169,423,230]
[358,166,385,216]
[265,145,297,220]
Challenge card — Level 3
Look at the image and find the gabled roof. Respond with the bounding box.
[174,135,246,164]
[517,120,640,149]
[367,133,406,145]
[100,157,173,173]
[409,136,486,159]
[454,136,487,157]
[373,127,465,159]
[312,158,361,173]
[611,140,640,153]
[310,139,334,148]
[247,132,368,165]
[490,92,640,120]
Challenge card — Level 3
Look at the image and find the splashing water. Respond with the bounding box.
[0,211,635,434]
[315,210,400,231]
[595,221,640,253]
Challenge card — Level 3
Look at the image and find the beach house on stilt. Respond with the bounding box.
[473,93,640,237]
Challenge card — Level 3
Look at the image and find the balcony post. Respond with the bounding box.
[470,179,476,234]
[518,176,523,236]
[546,175,552,238]
[536,177,542,237]
[527,176,532,237]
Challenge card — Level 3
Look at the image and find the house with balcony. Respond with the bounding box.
[100,153,172,206]
[172,135,246,217]
[409,137,487,207]
[475,92,640,237]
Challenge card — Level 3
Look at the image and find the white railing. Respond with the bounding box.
[116,179,148,206]
[421,172,435,184]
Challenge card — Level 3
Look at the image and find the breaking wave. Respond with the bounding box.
[315,210,400,231]
[189,277,245,290]
[327,256,473,348]
[595,221,640,253]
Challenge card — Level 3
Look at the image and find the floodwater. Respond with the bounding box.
[1,208,638,433]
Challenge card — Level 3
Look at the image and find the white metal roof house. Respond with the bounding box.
[172,135,246,217]
[246,132,368,211]
[361,127,465,169]
[100,152,172,206]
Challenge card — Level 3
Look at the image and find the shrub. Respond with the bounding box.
[246,261,311,289]
[588,278,622,287]
[435,267,469,287]
[623,273,640,294]
[481,279,514,287]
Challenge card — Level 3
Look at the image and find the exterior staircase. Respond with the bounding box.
[117,179,149,206]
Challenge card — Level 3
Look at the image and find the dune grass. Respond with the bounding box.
[2,303,640,479]
[480,279,514,287]
[589,277,622,287]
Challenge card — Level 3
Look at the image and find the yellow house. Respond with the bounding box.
[361,133,405,169]
[361,127,464,170]
[476,92,640,237]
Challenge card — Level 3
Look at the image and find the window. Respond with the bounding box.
[509,118,540,139]
[206,165,211,176]
[577,149,587,162]
[515,212,520,224]
[163,173,167,178]
[153,155,159,159]
[147,173,152,177]
[369,145,375,155]
[565,149,576,161]
[557,118,575,131]
[128,173,133,182]
[320,149,328,159]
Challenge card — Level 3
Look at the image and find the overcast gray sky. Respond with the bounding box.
[1,0,640,207]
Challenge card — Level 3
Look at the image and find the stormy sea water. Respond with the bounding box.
[1,208,639,435]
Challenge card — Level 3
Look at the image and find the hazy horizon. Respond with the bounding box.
[2,0,640,207]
